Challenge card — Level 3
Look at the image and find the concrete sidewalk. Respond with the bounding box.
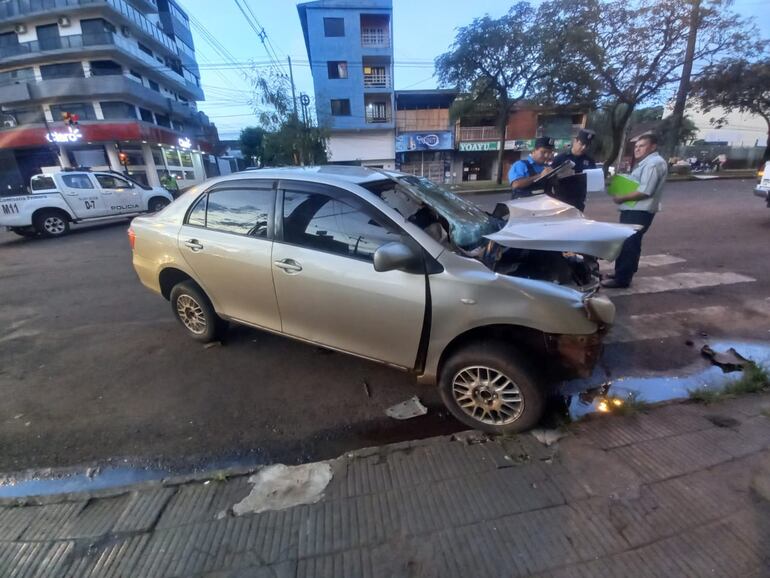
[2,394,769,578]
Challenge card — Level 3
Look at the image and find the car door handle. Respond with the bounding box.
[184,239,204,252]
[273,259,302,273]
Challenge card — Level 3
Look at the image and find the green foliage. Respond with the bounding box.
[239,127,266,165]
[245,68,327,167]
[611,392,651,416]
[549,0,760,168]
[689,363,770,403]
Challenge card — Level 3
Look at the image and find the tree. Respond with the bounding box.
[239,127,266,167]
[248,68,327,166]
[435,3,597,184]
[657,115,698,148]
[552,0,758,172]
[690,58,770,163]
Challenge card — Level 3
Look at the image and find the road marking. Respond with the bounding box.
[600,253,686,272]
[609,271,755,296]
[607,298,770,344]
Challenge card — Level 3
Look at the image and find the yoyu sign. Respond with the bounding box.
[46,127,83,143]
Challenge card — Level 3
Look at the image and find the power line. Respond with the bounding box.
[232,0,287,78]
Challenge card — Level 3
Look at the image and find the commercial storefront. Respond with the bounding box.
[456,138,572,182]
[395,130,454,183]
[0,121,215,195]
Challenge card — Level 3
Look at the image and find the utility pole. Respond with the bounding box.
[666,0,701,158]
[287,56,298,119]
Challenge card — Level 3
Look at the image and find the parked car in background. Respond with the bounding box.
[129,166,637,433]
[0,169,173,238]
[756,161,770,208]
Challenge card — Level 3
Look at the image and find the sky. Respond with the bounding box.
[181,0,770,140]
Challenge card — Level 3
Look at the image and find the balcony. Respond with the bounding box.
[363,67,391,89]
[0,0,175,56]
[0,31,116,59]
[360,14,390,48]
[457,126,504,142]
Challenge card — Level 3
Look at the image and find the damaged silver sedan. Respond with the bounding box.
[129,166,637,433]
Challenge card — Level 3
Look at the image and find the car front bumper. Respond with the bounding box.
[754,186,769,201]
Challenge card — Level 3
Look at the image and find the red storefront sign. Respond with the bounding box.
[0,122,213,152]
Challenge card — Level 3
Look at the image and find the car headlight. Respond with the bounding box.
[584,294,615,325]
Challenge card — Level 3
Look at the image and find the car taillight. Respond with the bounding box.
[127,227,136,250]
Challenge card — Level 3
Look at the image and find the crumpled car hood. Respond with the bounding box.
[483,196,640,261]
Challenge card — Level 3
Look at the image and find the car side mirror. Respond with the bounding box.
[373,241,423,273]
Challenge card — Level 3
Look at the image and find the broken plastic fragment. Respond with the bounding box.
[232,462,333,515]
[700,345,750,373]
[385,396,428,420]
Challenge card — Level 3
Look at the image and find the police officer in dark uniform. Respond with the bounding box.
[508,136,555,199]
[553,129,597,173]
[551,129,597,211]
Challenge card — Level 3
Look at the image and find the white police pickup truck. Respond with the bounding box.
[0,170,174,238]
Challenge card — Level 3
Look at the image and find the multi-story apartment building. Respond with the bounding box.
[298,0,394,169]
[0,0,219,194]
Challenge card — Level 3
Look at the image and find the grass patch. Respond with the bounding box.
[689,362,770,404]
[608,392,650,416]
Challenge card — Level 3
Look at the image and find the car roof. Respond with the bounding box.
[235,165,404,186]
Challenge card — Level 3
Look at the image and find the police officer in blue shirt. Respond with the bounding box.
[508,136,555,198]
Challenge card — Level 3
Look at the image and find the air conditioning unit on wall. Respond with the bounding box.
[57,16,71,27]
[14,24,27,34]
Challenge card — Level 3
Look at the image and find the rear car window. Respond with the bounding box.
[204,188,273,237]
[61,174,94,189]
[31,175,56,191]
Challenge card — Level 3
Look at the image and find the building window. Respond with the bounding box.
[80,18,115,45]
[35,24,61,51]
[120,149,145,165]
[148,80,160,92]
[180,151,193,167]
[205,188,273,237]
[366,102,388,123]
[138,43,153,57]
[155,113,170,127]
[323,17,345,37]
[90,60,122,76]
[100,102,137,120]
[152,148,164,165]
[129,69,142,81]
[327,61,348,79]
[331,99,351,116]
[40,62,85,80]
[139,108,154,123]
[50,103,96,121]
[0,67,35,85]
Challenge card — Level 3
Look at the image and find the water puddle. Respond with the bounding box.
[564,340,770,420]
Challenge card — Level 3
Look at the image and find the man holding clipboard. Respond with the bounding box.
[508,136,557,198]
[602,133,669,288]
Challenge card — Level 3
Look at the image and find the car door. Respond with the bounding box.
[177,179,281,331]
[93,173,141,214]
[271,180,426,369]
[59,173,109,218]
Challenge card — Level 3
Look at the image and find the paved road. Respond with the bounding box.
[1,179,768,474]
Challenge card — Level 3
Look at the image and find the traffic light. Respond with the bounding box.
[118,152,129,166]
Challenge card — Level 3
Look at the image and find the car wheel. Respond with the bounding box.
[33,210,70,238]
[148,197,170,212]
[439,342,545,434]
[170,281,226,343]
[10,227,38,238]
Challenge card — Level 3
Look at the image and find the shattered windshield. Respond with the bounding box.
[362,175,502,248]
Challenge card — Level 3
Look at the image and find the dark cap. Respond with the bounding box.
[576,128,596,145]
[534,136,555,150]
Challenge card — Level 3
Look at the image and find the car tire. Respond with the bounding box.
[33,210,70,238]
[438,342,546,434]
[170,281,227,343]
[10,227,38,238]
[148,197,170,212]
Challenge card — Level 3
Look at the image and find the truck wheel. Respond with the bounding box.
[148,197,170,212]
[170,281,227,343]
[439,342,546,434]
[10,227,38,238]
[33,210,70,238]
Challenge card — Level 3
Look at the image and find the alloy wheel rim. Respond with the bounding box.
[44,217,65,234]
[451,366,524,425]
[176,294,207,334]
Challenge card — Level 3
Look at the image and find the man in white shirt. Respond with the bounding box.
[602,133,668,288]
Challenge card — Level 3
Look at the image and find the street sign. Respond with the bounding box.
[458,141,499,152]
